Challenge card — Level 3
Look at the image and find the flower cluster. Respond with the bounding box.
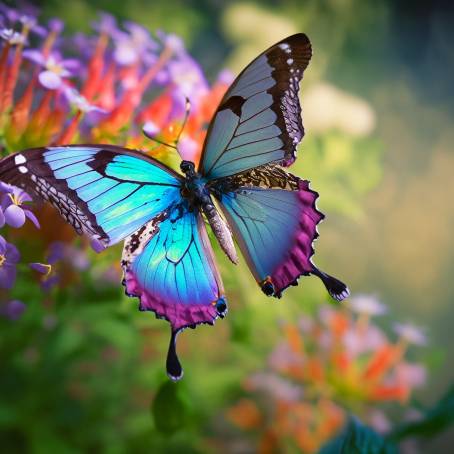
[0,6,230,164]
[0,5,231,317]
[227,295,427,453]
[0,182,39,317]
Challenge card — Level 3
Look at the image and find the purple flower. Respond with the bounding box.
[46,241,65,264]
[92,12,117,36]
[178,136,198,162]
[216,69,235,85]
[0,300,26,321]
[0,4,45,37]
[29,262,52,276]
[63,87,106,113]
[0,184,39,228]
[142,120,161,139]
[0,28,26,45]
[48,18,64,34]
[23,49,80,90]
[157,30,185,55]
[112,21,157,66]
[167,55,209,110]
[47,241,89,271]
[0,234,20,289]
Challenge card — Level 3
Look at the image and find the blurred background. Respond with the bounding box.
[0,0,453,452]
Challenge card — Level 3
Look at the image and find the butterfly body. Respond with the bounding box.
[180,160,238,264]
[0,34,350,380]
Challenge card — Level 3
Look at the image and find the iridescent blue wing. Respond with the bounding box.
[121,201,227,380]
[212,166,349,301]
[0,145,182,248]
[198,34,311,180]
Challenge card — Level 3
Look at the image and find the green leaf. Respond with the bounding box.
[319,417,397,454]
[389,385,454,440]
[151,381,187,435]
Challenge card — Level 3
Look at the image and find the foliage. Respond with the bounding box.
[319,418,397,454]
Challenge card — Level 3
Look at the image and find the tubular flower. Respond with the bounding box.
[0,5,230,300]
[227,296,427,453]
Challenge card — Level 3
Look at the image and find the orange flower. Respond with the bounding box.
[226,398,262,430]
[284,323,304,354]
[369,384,409,403]
[363,344,400,381]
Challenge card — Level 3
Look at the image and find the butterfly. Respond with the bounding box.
[0,34,349,380]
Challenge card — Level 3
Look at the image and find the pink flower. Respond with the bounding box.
[343,324,387,356]
[395,362,427,388]
[368,409,391,434]
[247,372,303,402]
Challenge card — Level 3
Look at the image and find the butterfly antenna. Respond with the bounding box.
[142,128,178,151]
[175,97,191,147]
[142,97,191,152]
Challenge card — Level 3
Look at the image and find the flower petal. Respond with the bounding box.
[5,242,20,263]
[0,182,14,194]
[0,208,5,228]
[0,265,16,289]
[4,205,26,228]
[1,300,26,321]
[38,70,62,90]
[90,238,105,253]
[0,234,6,253]
[1,193,12,211]
[19,191,33,203]
[23,48,46,66]
[24,210,40,228]
[29,262,51,275]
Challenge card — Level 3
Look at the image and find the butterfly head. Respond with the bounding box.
[180,160,196,177]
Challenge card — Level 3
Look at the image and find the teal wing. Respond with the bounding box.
[198,34,312,180]
[0,145,182,248]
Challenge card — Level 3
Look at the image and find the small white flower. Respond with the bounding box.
[349,294,387,316]
[393,322,427,346]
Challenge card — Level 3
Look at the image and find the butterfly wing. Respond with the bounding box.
[121,202,227,380]
[0,145,182,248]
[212,166,349,301]
[198,34,311,179]
[122,203,226,330]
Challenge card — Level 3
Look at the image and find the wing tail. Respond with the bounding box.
[311,267,350,302]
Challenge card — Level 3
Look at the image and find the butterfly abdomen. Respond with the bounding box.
[202,202,238,264]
